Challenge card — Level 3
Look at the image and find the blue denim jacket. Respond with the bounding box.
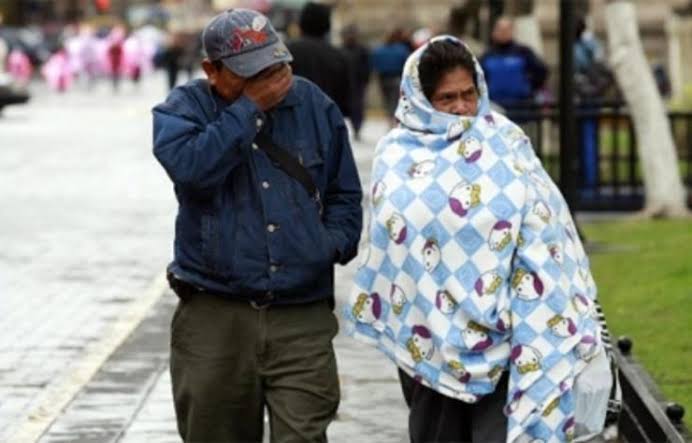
[153,77,363,304]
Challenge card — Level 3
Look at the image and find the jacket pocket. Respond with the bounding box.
[281,200,334,268]
[299,143,326,191]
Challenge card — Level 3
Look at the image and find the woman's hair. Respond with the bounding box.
[575,16,586,39]
[386,28,408,45]
[419,40,477,101]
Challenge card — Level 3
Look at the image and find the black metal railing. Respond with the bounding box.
[504,101,692,211]
[616,337,689,442]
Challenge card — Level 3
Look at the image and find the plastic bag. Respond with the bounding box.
[573,347,612,441]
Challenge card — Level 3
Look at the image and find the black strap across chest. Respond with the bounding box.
[253,118,322,214]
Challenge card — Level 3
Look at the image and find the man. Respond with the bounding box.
[340,24,371,141]
[287,2,353,119]
[152,9,362,443]
[480,16,548,107]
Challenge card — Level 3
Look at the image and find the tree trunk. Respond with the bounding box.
[605,1,688,217]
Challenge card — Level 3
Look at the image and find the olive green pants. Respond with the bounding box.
[170,294,340,443]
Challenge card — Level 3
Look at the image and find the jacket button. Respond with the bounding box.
[267,224,277,233]
[270,264,278,273]
[252,143,259,150]
[256,118,263,129]
[262,181,270,189]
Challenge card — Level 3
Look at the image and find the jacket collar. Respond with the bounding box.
[276,85,300,108]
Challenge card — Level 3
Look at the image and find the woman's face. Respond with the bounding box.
[429,67,478,116]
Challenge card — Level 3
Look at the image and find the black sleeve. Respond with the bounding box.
[522,46,548,92]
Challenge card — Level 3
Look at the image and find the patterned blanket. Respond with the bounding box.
[345,35,602,442]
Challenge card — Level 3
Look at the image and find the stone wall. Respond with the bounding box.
[331,0,453,43]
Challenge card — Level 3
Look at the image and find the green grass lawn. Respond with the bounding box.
[582,219,692,427]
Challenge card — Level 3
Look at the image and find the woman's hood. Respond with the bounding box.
[394,35,491,140]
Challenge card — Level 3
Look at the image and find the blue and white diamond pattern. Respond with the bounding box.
[349,110,600,442]
[389,183,417,211]
[455,223,485,256]
[420,181,451,213]
[402,198,436,231]
[487,159,516,189]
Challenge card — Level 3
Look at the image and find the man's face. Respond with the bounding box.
[202,59,246,102]
[429,67,478,116]
[492,18,513,45]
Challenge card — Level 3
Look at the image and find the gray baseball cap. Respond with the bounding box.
[202,9,293,78]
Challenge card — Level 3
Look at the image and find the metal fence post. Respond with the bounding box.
[559,0,578,211]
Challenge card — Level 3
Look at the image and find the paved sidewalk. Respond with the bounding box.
[37,268,410,443]
[0,75,177,443]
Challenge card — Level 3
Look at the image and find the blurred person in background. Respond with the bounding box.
[159,31,185,91]
[340,23,370,141]
[181,33,203,81]
[480,16,548,108]
[574,17,604,75]
[371,28,411,126]
[64,25,99,89]
[123,31,146,85]
[287,1,353,119]
[573,16,611,102]
[152,8,362,443]
[107,27,125,92]
[41,44,72,92]
[0,32,8,74]
[0,11,7,71]
[78,26,99,88]
[7,46,33,86]
[573,16,613,195]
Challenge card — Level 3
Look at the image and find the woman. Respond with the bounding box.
[347,36,602,442]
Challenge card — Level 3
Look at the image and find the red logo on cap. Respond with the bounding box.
[230,28,268,52]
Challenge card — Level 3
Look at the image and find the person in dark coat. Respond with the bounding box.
[479,17,548,108]
[158,31,186,91]
[341,24,371,141]
[287,2,353,119]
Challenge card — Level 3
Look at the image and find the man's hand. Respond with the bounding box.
[243,63,293,112]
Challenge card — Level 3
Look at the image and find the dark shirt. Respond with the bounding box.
[343,43,371,91]
[287,36,353,118]
[371,42,410,77]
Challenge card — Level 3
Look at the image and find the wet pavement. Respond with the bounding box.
[0,73,408,443]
